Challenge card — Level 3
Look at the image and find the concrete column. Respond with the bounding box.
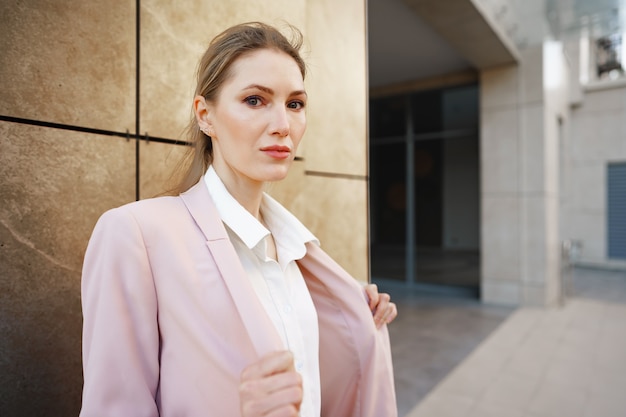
[480,42,568,307]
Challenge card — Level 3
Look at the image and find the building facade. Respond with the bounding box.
[368,0,626,307]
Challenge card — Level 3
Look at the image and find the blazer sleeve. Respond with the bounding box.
[80,207,160,417]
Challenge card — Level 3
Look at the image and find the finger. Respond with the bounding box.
[240,371,303,416]
[240,370,302,402]
[373,292,391,326]
[241,350,294,381]
[364,283,379,310]
[265,405,299,417]
[264,386,302,414]
[244,385,302,417]
[382,302,398,324]
[389,302,398,323]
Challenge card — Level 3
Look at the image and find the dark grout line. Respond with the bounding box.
[135,0,141,201]
[0,115,191,147]
[304,170,368,180]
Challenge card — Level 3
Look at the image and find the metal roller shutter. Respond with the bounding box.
[608,162,626,259]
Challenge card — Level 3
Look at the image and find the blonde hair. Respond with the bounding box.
[165,22,306,195]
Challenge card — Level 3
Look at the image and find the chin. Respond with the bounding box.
[261,166,291,182]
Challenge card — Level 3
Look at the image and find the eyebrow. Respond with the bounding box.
[243,84,307,97]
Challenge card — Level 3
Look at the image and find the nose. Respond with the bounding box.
[270,106,290,137]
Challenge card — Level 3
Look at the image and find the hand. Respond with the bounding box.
[364,283,398,328]
[239,350,303,417]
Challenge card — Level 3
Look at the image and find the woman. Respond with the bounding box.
[80,22,397,417]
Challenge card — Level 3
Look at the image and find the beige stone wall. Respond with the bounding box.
[479,42,567,307]
[564,81,626,266]
[0,1,368,414]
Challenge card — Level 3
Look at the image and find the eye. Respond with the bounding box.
[287,100,305,110]
[244,95,263,106]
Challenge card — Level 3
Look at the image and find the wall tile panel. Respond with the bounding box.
[482,280,521,306]
[521,196,548,285]
[519,45,544,105]
[0,0,136,132]
[139,141,189,199]
[520,104,546,193]
[270,162,369,281]
[570,111,626,162]
[0,121,135,415]
[302,0,367,176]
[139,0,306,140]
[480,65,519,110]
[481,108,520,193]
[569,161,605,213]
[578,87,626,114]
[481,195,521,282]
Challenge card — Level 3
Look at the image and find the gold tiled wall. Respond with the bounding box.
[301,0,368,176]
[0,0,368,414]
[0,124,136,415]
[271,0,369,280]
[139,0,306,140]
[270,161,370,281]
[0,0,136,131]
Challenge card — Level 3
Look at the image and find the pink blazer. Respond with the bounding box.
[80,180,397,417]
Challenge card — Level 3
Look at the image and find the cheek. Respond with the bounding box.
[292,115,306,139]
[215,105,249,134]
[292,126,306,150]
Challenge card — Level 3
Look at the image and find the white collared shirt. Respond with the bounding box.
[204,166,321,417]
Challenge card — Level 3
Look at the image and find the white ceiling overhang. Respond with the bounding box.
[368,0,626,88]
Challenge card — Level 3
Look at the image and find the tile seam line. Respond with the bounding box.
[135,0,140,201]
[304,170,368,181]
[0,115,190,146]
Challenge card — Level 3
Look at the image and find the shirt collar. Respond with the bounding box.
[260,191,320,264]
[203,166,319,261]
[204,166,269,250]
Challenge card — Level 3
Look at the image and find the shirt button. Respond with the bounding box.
[283,305,293,314]
[296,361,304,371]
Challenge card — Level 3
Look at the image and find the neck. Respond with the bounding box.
[212,163,264,220]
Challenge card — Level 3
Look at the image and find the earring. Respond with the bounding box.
[200,126,212,137]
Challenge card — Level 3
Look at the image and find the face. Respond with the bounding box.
[198,48,307,189]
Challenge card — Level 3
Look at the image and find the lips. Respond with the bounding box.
[261,145,291,160]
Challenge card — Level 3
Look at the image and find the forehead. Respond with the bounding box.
[225,48,305,89]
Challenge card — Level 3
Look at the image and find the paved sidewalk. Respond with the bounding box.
[405,296,626,417]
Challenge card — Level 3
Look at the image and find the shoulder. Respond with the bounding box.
[99,195,184,222]
[93,195,196,239]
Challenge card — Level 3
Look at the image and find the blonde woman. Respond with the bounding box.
[80,22,397,417]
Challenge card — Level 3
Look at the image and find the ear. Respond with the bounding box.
[193,95,214,133]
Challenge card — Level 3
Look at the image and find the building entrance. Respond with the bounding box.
[369,84,480,293]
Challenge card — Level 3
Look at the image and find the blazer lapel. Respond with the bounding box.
[180,181,283,357]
